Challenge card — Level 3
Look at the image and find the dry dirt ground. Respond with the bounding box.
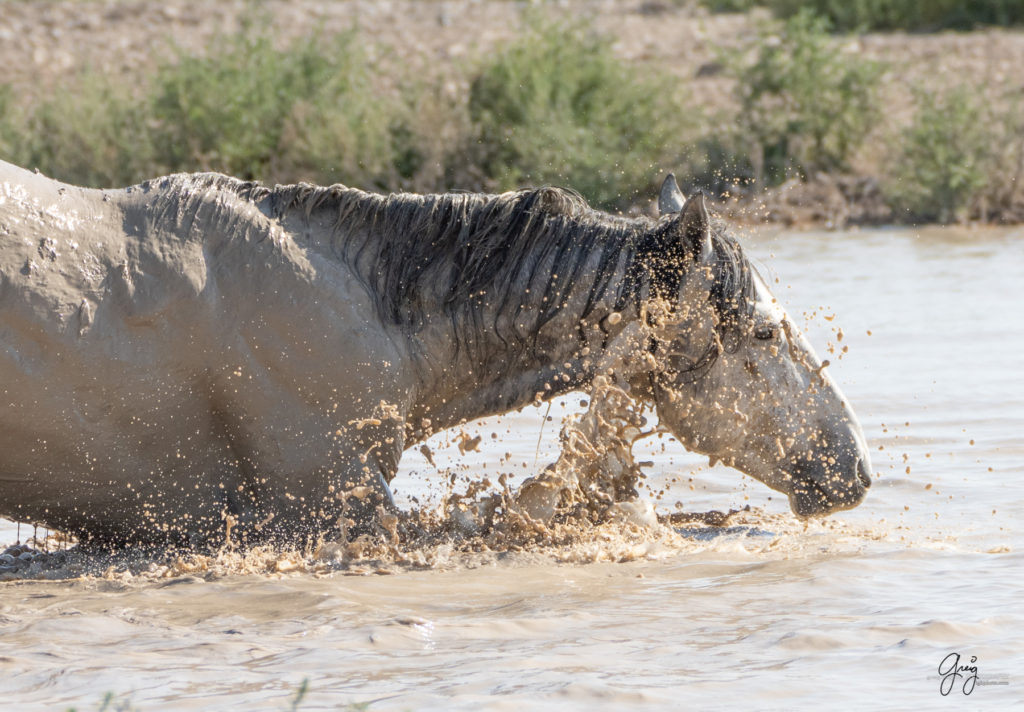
[2,0,1023,225]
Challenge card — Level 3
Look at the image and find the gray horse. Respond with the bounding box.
[0,160,871,545]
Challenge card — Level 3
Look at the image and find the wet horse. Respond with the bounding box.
[0,160,871,544]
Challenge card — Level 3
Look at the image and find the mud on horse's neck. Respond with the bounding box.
[401,191,654,440]
[405,294,644,442]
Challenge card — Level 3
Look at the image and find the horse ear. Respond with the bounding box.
[658,173,686,215]
[674,191,713,263]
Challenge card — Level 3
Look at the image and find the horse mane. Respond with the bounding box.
[141,173,753,356]
[263,182,650,354]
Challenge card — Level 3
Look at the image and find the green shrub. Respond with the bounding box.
[768,0,1024,32]
[886,86,999,222]
[994,100,1024,216]
[678,131,759,197]
[149,24,401,188]
[0,85,18,160]
[467,18,685,211]
[390,80,476,194]
[699,0,760,12]
[728,10,883,186]
[3,23,408,190]
[700,0,1024,31]
[10,72,154,188]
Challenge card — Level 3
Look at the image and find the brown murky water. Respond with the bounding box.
[2,227,1022,709]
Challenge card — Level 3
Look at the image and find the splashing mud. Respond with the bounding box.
[5,375,676,580]
[0,372,882,585]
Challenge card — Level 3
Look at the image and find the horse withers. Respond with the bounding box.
[0,161,871,545]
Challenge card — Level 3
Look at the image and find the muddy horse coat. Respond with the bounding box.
[0,161,872,544]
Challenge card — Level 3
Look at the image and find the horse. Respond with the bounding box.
[0,159,872,545]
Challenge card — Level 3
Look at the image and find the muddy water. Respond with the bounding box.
[2,226,1022,709]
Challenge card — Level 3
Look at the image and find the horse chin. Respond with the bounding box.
[784,458,872,518]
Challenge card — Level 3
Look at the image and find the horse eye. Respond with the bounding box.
[754,324,777,340]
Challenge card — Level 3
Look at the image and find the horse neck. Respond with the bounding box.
[405,244,639,441]
[267,183,653,438]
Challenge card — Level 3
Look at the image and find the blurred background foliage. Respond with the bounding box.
[701,0,1024,31]
[1,0,1022,223]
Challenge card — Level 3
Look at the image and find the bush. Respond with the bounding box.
[0,85,18,160]
[678,132,759,198]
[9,72,154,188]
[466,18,685,211]
[2,23,408,190]
[767,0,1024,32]
[699,0,760,12]
[699,0,1024,31]
[886,86,1004,223]
[150,23,399,188]
[727,10,883,186]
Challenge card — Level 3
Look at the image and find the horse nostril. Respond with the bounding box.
[857,459,872,489]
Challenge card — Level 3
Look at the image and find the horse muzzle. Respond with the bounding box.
[786,451,872,517]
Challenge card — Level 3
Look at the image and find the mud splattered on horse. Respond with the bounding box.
[0,162,870,546]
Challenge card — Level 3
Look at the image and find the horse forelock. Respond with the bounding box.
[633,215,755,340]
[707,222,755,335]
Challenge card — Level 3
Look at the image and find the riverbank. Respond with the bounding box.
[1,0,1022,227]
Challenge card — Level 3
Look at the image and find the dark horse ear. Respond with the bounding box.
[670,191,713,264]
[642,189,714,301]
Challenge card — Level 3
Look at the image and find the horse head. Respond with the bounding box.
[625,175,872,517]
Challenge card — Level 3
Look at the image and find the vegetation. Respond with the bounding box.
[0,7,1020,224]
[694,0,761,15]
[13,71,152,188]
[886,87,1022,222]
[4,23,405,191]
[147,24,399,187]
[0,18,684,212]
[467,17,685,210]
[769,0,1024,32]
[703,0,1024,31]
[726,10,883,186]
